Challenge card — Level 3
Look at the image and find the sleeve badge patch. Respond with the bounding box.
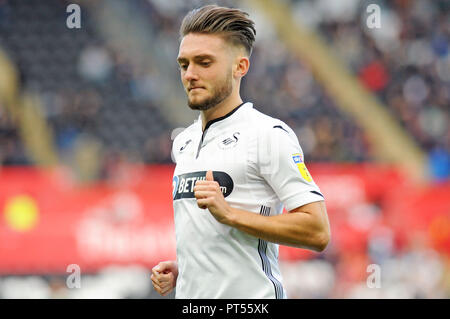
[292,153,312,182]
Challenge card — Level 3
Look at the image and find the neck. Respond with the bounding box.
[200,93,243,131]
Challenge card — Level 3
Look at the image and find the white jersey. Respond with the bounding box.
[171,102,324,299]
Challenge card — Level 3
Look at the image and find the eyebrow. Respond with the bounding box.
[176,54,215,64]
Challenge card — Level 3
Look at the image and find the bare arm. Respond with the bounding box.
[226,200,330,252]
[195,171,331,252]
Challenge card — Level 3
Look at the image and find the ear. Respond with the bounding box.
[233,55,250,78]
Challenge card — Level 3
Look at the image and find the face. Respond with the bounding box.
[177,33,235,111]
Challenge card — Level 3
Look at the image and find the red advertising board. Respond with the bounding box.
[0,164,448,274]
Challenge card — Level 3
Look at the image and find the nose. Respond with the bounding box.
[183,64,199,82]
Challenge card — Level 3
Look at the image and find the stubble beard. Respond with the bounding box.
[187,73,233,111]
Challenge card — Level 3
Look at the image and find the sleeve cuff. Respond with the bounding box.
[283,191,325,212]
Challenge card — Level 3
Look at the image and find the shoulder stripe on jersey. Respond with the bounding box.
[258,205,285,299]
[310,190,324,198]
[273,125,289,133]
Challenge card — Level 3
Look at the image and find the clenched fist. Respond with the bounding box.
[151,260,178,296]
[193,170,235,225]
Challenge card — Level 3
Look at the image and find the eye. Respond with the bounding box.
[178,64,188,71]
[200,61,211,67]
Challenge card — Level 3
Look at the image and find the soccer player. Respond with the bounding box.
[151,5,331,299]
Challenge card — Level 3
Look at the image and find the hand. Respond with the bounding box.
[151,261,178,296]
[193,170,234,224]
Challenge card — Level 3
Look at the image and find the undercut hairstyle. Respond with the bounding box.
[179,5,256,57]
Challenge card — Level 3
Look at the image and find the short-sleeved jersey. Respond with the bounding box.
[171,102,324,299]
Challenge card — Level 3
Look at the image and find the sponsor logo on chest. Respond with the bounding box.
[172,171,234,200]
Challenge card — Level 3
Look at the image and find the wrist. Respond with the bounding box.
[225,206,238,227]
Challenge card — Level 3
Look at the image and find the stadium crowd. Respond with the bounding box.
[0,102,29,165]
[0,0,448,178]
[0,0,373,172]
[305,0,450,180]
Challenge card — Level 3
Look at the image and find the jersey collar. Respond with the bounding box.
[197,102,252,132]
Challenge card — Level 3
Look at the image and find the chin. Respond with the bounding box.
[189,94,208,105]
[188,97,204,106]
[188,97,216,111]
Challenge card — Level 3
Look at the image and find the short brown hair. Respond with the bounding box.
[179,5,256,56]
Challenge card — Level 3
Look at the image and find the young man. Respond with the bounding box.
[151,5,330,299]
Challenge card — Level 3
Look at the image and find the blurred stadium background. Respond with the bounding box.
[0,0,449,298]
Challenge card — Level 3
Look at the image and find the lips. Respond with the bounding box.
[189,87,205,92]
